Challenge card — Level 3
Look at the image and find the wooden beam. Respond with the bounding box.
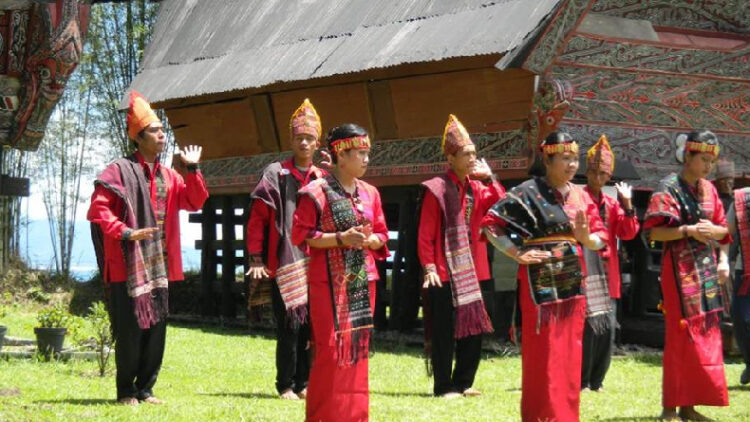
[367,80,398,140]
[221,196,236,318]
[200,200,217,316]
[250,94,280,153]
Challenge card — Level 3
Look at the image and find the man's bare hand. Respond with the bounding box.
[246,263,270,280]
[422,271,442,288]
[127,227,159,241]
[515,249,552,265]
[179,145,202,165]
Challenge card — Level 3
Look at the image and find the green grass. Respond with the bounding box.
[1,312,750,421]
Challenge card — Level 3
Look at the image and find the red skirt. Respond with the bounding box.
[305,279,375,422]
[519,266,586,422]
[660,250,728,408]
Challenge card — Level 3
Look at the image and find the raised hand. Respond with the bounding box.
[615,182,632,200]
[572,210,590,245]
[317,149,333,170]
[179,145,203,165]
[471,158,493,180]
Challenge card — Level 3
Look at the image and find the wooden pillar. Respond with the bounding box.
[221,195,236,318]
[239,195,251,319]
[199,198,217,316]
[391,187,421,332]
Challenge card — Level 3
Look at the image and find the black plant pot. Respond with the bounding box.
[0,325,6,353]
[34,327,67,360]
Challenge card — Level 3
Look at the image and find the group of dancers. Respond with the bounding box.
[91,93,747,422]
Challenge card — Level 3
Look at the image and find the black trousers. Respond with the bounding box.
[732,270,750,367]
[107,283,167,400]
[271,280,310,394]
[427,282,483,396]
[581,300,616,390]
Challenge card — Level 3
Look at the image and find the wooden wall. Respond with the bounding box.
[167,98,262,161]
[163,67,535,160]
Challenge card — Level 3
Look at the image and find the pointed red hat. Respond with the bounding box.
[126,90,160,140]
[441,114,473,156]
[289,98,322,138]
[586,134,615,175]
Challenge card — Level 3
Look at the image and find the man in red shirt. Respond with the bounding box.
[418,114,504,398]
[581,134,639,391]
[246,99,324,400]
[88,91,208,405]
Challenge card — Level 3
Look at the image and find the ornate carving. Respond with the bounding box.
[201,131,529,190]
[549,65,750,132]
[523,0,595,74]
[10,0,90,150]
[558,35,750,80]
[0,12,7,74]
[8,10,28,75]
[0,76,21,144]
[591,0,750,35]
[559,122,750,187]
[524,78,573,167]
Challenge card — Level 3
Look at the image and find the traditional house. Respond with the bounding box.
[128,0,750,339]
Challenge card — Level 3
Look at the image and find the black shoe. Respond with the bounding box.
[741,367,750,386]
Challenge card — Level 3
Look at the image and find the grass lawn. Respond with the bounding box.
[1,311,749,421]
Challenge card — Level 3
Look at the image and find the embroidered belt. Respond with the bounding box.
[523,235,576,246]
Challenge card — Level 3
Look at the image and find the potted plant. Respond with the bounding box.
[0,304,7,354]
[35,305,71,360]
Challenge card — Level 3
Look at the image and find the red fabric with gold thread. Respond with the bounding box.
[586,134,615,175]
[289,98,322,138]
[441,114,473,156]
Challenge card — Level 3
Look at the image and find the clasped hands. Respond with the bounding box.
[338,224,381,250]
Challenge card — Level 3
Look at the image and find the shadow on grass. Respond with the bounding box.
[169,321,277,341]
[35,398,113,406]
[599,417,661,421]
[371,390,433,398]
[371,342,423,358]
[728,385,750,391]
[625,353,663,367]
[201,392,280,400]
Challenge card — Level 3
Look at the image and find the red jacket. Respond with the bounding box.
[418,170,505,282]
[87,152,209,282]
[245,158,324,277]
[583,186,640,298]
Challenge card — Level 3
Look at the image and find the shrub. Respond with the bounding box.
[87,301,113,376]
[36,304,72,329]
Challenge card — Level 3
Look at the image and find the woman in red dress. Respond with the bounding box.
[482,132,607,422]
[644,130,730,422]
[292,123,389,422]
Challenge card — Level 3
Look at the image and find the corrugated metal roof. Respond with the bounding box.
[129,0,562,104]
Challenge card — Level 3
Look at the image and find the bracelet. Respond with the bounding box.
[681,225,688,239]
[186,163,199,173]
[122,228,133,241]
[335,232,344,246]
